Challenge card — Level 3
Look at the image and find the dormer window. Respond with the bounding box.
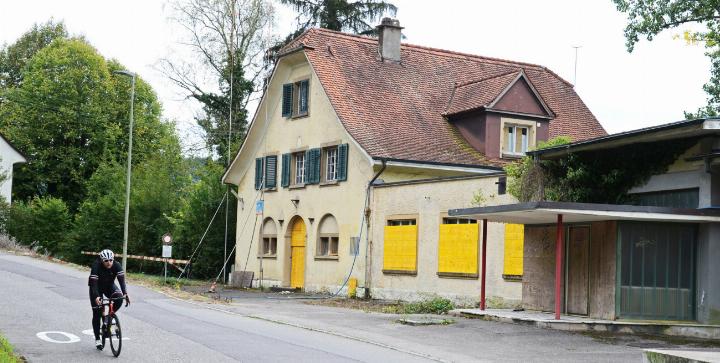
[505,125,529,156]
[282,79,309,118]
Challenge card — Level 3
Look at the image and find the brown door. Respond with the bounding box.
[566,226,590,315]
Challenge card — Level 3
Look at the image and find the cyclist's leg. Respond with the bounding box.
[89,287,101,340]
[109,284,124,313]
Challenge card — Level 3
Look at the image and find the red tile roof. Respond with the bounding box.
[285,28,606,168]
[445,71,521,116]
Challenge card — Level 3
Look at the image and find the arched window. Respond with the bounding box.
[261,218,277,256]
[317,214,339,258]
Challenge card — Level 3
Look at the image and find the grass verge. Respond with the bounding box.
[0,333,24,363]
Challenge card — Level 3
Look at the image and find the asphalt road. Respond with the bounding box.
[0,252,435,362]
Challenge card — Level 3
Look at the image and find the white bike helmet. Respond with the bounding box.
[99,249,114,261]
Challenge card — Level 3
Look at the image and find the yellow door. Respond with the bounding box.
[290,219,306,288]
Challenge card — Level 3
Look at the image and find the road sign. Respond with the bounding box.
[256,200,264,215]
[162,245,172,258]
[161,233,173,245]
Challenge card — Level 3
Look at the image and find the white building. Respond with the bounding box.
[0,133,27,204]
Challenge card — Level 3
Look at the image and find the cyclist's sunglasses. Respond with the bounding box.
[103,259,113,262]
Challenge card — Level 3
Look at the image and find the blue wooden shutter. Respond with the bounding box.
[307,148,321,184]
[265,155,277,188]
[337,144,348,181]
[304,150,312,183]
[299,80,309,114]
[282,83,293,117]
[281,153,291,188]
[254,157,264,190]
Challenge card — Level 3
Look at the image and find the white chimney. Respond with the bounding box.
[377,18,403,62]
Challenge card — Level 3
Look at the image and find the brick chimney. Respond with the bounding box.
[376,18,403,62]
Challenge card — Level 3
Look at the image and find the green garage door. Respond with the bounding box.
[617,222,696,321]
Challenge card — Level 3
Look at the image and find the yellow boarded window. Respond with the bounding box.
[383,222,417,273]
[438,218,478,276]
[503,224,524,279]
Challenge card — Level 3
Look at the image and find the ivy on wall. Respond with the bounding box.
[505,137,698,204]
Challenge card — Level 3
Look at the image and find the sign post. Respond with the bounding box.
[161,233,173,283]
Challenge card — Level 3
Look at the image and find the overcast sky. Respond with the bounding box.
[0,0,711,151]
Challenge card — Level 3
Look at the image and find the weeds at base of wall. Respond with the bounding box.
[383,296,455,315]
[484,296,522,310]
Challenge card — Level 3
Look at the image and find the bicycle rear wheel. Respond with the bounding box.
[108,314,122,357]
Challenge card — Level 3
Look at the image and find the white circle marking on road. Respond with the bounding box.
[36,331,81,344]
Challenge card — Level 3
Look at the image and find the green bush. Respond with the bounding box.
[393,296,455,315]
[6,196,73,255]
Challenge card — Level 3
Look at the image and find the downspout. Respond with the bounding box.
[364,158,387,299]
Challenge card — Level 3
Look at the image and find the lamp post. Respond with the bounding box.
[113,70,135,271]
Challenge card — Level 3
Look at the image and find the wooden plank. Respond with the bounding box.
[81,251,189,264]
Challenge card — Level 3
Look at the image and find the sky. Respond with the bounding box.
[0,0,711,152]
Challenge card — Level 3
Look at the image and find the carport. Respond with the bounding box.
[449,202,720,320]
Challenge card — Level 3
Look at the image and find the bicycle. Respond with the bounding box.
[92,292,124,357]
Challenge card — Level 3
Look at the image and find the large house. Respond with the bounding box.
[0,133,27,204]
[222,19,605,303]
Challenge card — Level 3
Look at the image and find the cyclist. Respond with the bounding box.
[88,249,130,349]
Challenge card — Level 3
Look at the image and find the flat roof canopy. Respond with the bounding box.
[449,202,720,224]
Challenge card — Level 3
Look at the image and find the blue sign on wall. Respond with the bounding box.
[255,200,264,215]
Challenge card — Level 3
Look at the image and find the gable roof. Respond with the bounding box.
[280,28,606,168]
[444,70,553,118]
[0,133,27,163]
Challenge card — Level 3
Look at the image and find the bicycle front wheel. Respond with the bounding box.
[108,314,122,357]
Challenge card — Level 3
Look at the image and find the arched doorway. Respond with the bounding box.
[289,218,306,288]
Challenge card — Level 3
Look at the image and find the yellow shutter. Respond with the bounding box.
[382,225,417,272]
[503,223,524,278]
[438,224,479,275]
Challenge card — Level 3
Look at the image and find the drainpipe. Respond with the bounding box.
[364,159,387,299]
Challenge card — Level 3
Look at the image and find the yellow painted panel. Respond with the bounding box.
[382,225,417,271]
[291,219,306,247]
[290,246,305,288]
[290,219,306,288]
[438,224,479,274]
[503,224,524,276]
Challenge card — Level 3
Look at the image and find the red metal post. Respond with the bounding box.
[480,219,488,310]
[554,214,564,320]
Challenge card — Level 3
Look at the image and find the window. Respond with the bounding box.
[438,217,479,277]
[293,152,306,185]
[260,218,278,256]
[254,156,277,190]
[317,215,339,258]
[383,218,418,274]
[502,224,524,280]
[504,125,530,156]
[324,146,338,182]
[282,79,309,118]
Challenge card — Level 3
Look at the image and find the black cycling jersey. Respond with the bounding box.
[88,258,127,298]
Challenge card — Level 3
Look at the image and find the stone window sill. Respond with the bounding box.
[314,255,339,261]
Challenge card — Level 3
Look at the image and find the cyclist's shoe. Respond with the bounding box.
[95,339,103,350]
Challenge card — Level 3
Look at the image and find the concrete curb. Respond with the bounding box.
[643,349,720,363]
[451,309,720,341]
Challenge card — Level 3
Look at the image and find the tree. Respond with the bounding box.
[281,0,397,34]
[613,0,720,117]
[169,162,235,279]
[161,0,276,162]
[0,37,173,209]
[0,20,68,91]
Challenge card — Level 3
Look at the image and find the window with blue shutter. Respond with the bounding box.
[281,153,291,188]
[298,80,309,115]
[304,150,312,184]
[254,157,264,190]
[282,84,293,117]
[264,155,277,189]
[337,143,349,181]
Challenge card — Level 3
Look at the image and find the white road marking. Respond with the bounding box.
[36,331,80,344]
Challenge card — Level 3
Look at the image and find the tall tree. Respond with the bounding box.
[161,0,276,163]
[0,37,173,209]
[281,0,397,34]
[0,20,68,90]
[613,0,720,117]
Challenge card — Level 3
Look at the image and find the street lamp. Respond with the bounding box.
[113,69,135,271]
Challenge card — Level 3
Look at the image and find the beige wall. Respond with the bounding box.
[369,175,522,305]
[230,53,375,293]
